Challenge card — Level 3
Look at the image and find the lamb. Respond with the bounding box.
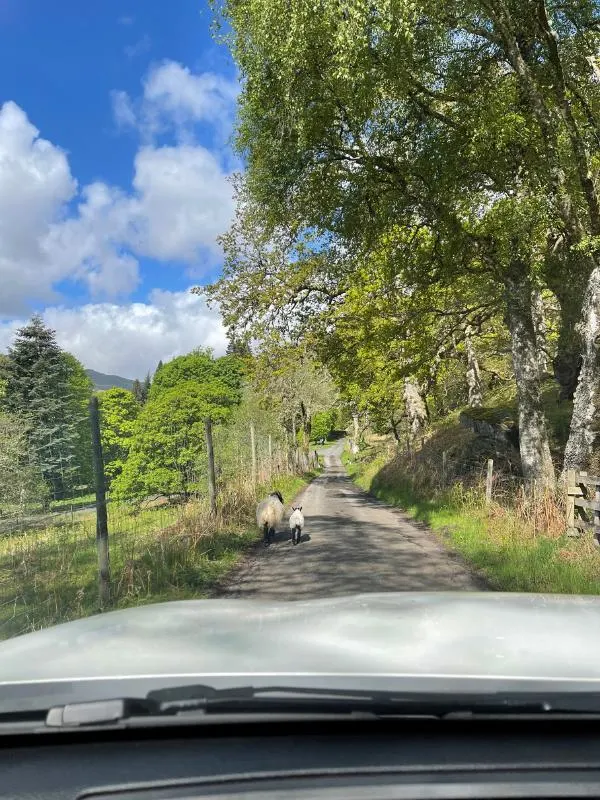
[256,490,284,547]
[289,505,304,546]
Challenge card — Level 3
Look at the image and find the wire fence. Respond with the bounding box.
[0,413,320,641]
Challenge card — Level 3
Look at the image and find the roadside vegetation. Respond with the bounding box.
[0,471,314,640]
[193,1,600,595]
[7,2,600,634]
[342,424,600,596]
[0,320,332,640]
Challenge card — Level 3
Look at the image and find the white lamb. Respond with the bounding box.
[256,490,284,547]
[289,505,304,546]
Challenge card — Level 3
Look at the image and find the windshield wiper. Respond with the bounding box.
[39,685,600,728]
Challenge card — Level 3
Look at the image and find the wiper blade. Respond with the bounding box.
[41,686,600,728]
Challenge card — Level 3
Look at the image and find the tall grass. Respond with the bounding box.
[0,470,316,640]
[343,442,600,595]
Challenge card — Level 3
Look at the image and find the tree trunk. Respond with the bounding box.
[503,268,555,488]
[563,266,600,472]
[403,378,428,445]
[547,262,584,400]
[299,400,310,450]
[464,325,483,408]
[531,287,549,377]
[351,412,359,454]
[204,418,217,516]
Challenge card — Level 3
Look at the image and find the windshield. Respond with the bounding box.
[1,0,600,711]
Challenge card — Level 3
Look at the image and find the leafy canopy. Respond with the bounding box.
[113,379,237,500]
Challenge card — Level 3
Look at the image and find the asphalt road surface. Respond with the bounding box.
[217,440,485,599]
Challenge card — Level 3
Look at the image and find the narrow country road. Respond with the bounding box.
[217,441,486,599]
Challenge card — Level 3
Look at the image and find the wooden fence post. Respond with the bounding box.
[594,477,600,547]
[442,450,447,485]
[89,396,110,608]
[204,418,217,516]
[485,458,494,504]
[565,468,577,537]
[250,422,257,490]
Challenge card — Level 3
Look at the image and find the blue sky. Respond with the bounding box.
[0,0,239,377]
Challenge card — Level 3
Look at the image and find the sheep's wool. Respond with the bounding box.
[256,495,284,528]
[289,508,304,530]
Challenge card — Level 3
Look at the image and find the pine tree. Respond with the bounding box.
[142,372,152,403]
[226,336,252,358]
[4,316,81,499]
[131,379,144,404]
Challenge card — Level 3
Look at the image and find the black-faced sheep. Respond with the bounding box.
[256,490,284,546]
[289,505,304,545]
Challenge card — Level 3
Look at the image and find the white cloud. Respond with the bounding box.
[127,145,234,261]
[0,58,236,316]
[113,59,238,142]
[0,101,77,315]
[112,90,137,129]
[0,290,228,378]
[124,34,151,60]
[43,181,141,297]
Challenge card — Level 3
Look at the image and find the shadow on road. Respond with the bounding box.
[218,443,485,600]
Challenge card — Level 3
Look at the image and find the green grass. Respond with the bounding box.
[343,447,600,595]
[49,492,97,512]
[0,468,319,641]
[462,380,573,462]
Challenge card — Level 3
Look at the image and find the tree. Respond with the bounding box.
[131,379,145,404]
[61,352,94,491]
[3,316,83,499]
[142,372,152,402]
[226,335,252,357]
[207,0,590,485]
[149,349,244,404]
[112,379,237,500]
[251,337,337,449]
[0,354,9,402]
[311,410,336,442]
[0,412,48,511]
[98,388,141,486]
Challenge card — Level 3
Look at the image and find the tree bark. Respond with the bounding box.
[403,377,428,445]
[531,287,549,377]
[503,268,555,489]
[464,325,483,408]
[299,400,311,450]
[563,266,600,471]
[351,412,360,453]
[486,1,600,468]
[546,252,585,400]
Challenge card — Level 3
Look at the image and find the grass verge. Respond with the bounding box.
[0,469,318,641]
[342,447,600,595]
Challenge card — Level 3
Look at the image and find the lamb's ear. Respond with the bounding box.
[299,506,302,511]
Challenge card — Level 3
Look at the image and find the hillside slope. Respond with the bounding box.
[343,388,600,595]
[85,369,134,391]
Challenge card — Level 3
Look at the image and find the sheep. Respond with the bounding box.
[256,490,284,547]
[289,505,304,546]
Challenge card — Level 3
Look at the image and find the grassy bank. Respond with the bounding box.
[0,470,317,640]
[343,445,600,594]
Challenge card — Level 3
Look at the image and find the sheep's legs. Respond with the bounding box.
[263,522,270,547]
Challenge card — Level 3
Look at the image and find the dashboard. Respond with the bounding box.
[3,717,600,800]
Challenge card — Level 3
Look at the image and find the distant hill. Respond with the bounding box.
[86,369,135,392]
